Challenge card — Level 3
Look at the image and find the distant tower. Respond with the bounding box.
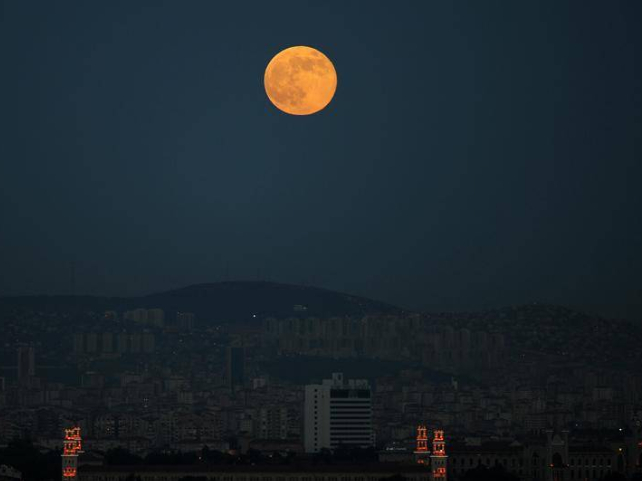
[61,427,82,479]
[70,260,76,296]
[414,425,430,464]
[226,346,245,390]
[431,429,448,480]
[17,345,35,386]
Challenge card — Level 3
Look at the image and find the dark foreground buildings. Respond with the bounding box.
[51,423,642,481]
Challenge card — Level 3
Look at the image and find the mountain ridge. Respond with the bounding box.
[0,281,405,322]
[0,282,633,326]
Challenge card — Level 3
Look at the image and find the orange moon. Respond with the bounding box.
[264,46,337,115]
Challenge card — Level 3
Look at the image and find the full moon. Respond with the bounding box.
[264,46,337,116]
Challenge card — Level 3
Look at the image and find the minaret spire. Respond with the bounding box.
[62,426,82,479]
[430,429,448,480]
[414,425,430,464]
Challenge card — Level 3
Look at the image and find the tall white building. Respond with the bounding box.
[304,372,374,453]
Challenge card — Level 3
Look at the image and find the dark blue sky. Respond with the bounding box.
[1,1,641,319]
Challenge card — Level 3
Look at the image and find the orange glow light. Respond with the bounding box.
[63,427,82,455]
[416,425,429,452]
[62,426,82,479]
[433,467,447,478]
[433,429,446,455]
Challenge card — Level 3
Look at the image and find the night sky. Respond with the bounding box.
[1,1,641,320]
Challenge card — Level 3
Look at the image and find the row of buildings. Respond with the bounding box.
[41,374,642,481]
[262,317,506,373]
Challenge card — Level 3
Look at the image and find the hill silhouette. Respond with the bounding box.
[0,281,405,323]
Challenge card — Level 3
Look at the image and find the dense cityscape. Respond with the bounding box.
[0,282,641,481]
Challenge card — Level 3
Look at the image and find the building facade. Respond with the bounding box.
[304,373,374,453]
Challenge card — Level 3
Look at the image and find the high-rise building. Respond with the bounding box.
[304,372,373,453]
[226,347,245,389]
[17,345,35,385]
[258,407,289,439]
[176,311,195,331]
[73,334,84,355]
[123,308,148,324]
[81,371,105,389]
[123,308,165,327]
[117,333,128,353]
[85,333,98,353]
[102,332,114,353]
[142,332,155,353]
[129,333,142,353]
[147,308,165,327]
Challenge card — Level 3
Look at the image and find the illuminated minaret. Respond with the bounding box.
[414,425,430,464]
[62,427,82,479]
[430,429,448,481]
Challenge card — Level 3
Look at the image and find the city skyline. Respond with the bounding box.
[0,1,641,480]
